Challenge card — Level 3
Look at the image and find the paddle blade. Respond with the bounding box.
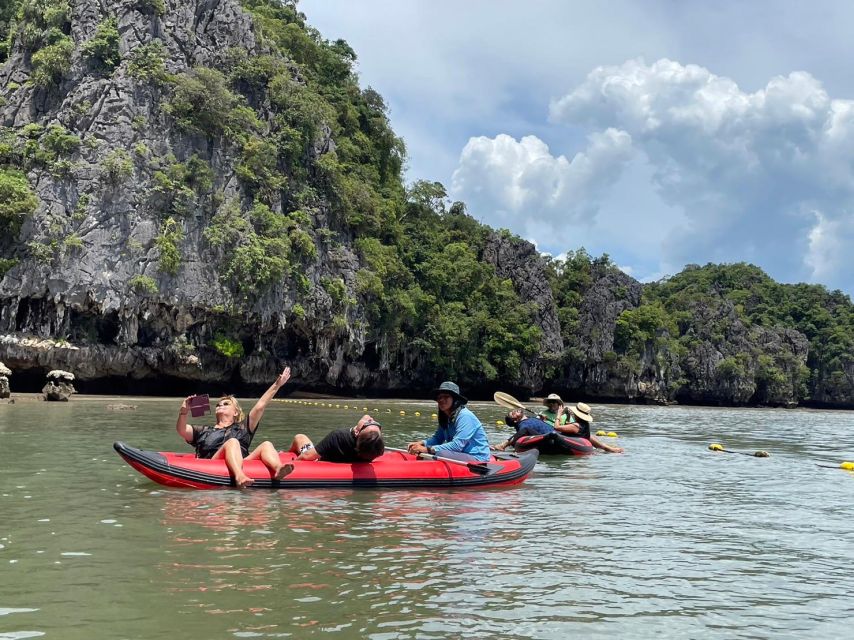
[466,461,503,475]
[493,391,525,410]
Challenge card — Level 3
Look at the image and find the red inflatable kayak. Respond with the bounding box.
[114,441,538,489]
[514,432,594,455]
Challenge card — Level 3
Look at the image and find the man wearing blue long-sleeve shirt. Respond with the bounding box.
[408,381,491,462]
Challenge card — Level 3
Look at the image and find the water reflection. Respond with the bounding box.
[154,487,530,636]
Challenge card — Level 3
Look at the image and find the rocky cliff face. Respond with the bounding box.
[551,261,814,407]
[673,302,810,406]
[0,0,555,395]
[558,265,646,398]
[482,231,562,391]
[0,0,364,391]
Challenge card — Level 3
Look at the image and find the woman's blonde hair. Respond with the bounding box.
[217,395,245,423]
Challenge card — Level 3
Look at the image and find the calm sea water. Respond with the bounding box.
[1,396,853,639]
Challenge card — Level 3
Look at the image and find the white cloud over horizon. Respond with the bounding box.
[452,58,854,291]
[450,129,632,236]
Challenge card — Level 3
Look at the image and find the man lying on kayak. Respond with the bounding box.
[492,409,554,451]
[285,415,385,463]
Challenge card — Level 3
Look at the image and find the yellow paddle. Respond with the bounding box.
[709,443,771,458]
[493,391,538,417]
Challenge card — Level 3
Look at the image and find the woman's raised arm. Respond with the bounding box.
[248,367,291,431]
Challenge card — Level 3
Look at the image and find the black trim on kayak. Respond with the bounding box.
[113,442,537,489]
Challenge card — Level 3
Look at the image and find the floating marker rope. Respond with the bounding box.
[816,461,854,470]
[708,443,770,457]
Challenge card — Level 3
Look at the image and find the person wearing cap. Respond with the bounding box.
[285,414,385,463]
[538,393,570,427]
[556,402,623,453]
[408,381,491,462]
[492,408,554,451]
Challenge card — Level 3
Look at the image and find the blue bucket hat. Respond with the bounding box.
[432,381,467,403]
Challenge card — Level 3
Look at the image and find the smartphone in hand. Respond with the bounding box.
[189,394,210,417]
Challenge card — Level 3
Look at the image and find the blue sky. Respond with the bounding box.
[301,1,854,293]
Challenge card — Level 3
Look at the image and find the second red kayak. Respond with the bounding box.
[514,432,594,455]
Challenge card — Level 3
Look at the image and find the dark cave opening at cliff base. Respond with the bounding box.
[7,370,252,399]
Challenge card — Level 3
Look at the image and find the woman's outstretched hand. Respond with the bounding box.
[275,366,291,388]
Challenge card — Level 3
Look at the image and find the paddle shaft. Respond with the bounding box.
[386,447,498,474]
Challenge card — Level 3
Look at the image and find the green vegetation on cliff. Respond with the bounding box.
[0,168,38,233]
[2,0,853,404]
[643,263,852,403]
[193,0,543,384]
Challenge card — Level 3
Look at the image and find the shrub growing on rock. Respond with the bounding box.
[211,333,244,358]
[82,16,120,71]
[155,217,183,275]
[128,40,168,83]
[30,34,73,86]
[0,169,38,233]
[128,274,158,294]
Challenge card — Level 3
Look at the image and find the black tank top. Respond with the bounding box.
[191,418,255,459]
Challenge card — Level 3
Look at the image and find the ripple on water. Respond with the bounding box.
[0,610,38,617]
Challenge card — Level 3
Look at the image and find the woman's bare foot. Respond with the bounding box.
[273,463,294,481]
[235,474,254,489]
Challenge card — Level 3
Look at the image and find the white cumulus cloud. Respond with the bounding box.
[451,129,633,240]
[543,58,854,289]
[452,58,854,290]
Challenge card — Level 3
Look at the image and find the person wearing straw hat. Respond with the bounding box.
[556,402,623,453]
[408,381,490,462]
[538,393,570,427]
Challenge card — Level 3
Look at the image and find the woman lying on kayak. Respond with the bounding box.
[175,367,292,488]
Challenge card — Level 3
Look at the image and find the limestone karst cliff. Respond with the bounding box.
[0,0,558,395]
[1,1,852,406]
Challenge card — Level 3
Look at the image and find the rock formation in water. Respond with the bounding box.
[43,368,75,400]
[0,360,11,397]
[0,0,557,396]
